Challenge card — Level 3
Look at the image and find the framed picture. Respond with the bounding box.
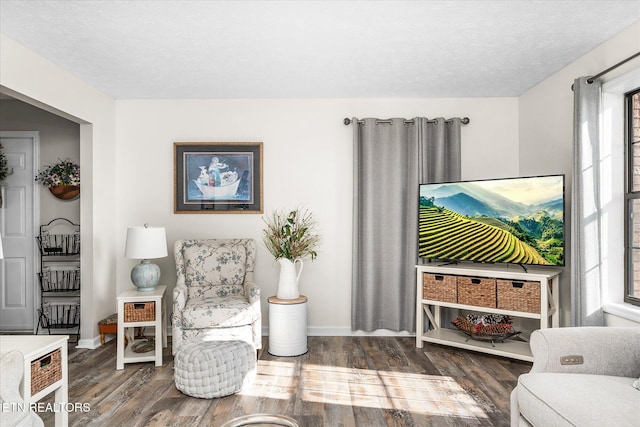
[174,142,263,214]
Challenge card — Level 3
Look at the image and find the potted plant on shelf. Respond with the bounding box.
[35,158,80,200]
[262,206,321,299]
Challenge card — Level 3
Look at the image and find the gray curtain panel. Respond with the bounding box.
[571,76,604,327]
[352,117,461,332]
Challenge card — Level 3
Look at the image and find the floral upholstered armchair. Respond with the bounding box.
[172,239,261,355]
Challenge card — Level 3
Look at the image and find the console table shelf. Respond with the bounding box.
[416,263,561,362]
[419,327,533,360]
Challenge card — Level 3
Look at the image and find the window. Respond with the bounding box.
[625,87,640,306]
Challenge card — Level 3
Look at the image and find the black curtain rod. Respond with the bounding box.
[587,51,640,83]
[571,51,640,90]
[344,117,470,125]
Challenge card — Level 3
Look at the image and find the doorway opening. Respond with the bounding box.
[0,97,80,336]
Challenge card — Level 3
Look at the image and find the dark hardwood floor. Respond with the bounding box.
[39,336,530,427]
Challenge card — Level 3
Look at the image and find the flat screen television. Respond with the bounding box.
[418,174,565,266]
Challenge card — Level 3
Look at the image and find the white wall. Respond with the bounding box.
[0,31,520,340]
[0,99,81,224]
[3,18,638,341]
[115,98,519,333]
[0,34,117,346]
[604,311,640,327]
[519,21,640,326]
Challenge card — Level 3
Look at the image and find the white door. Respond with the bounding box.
[0,132,38,332]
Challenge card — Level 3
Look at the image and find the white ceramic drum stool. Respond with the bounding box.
[267,295,308,357]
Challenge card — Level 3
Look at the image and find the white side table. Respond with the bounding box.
[116,285,167,370]
[268,295,308,357]
[0,335,69,427]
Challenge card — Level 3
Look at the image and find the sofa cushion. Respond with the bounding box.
[517,372,639,427]
[0,351,45,427]
[180,295,259,329]
[183,241,246,287]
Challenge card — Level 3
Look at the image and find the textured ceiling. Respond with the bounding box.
[0,0,639,99]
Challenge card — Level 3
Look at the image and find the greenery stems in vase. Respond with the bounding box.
[262,207,320,261]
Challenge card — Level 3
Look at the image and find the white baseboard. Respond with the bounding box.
[76,335,103,349]
[261,326,415,337]
[79,328,413,349]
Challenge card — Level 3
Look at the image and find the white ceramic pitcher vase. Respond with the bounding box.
[276,258,304,299]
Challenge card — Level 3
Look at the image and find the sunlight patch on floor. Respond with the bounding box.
[239,360,299,400]
[240,360,488,419]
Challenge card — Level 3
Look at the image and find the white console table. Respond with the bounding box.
[0,335,69,427]
[416,264,560,362]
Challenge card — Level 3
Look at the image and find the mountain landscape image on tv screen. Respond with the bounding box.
[418,175,564,266]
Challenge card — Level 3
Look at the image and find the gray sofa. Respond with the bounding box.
[0,351,44,427]
[511,327,640,427]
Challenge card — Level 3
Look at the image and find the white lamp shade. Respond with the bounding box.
[124,225,167,259]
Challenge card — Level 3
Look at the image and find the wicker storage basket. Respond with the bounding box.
[30,349,62,395]
[423,273,457,303]
[124,301,155,322]
[496,280,540,313]
[457,277,496,307]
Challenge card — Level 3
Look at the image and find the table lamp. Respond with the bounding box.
[124,224,167,292]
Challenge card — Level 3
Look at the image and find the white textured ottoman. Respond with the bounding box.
[174,338,256,398]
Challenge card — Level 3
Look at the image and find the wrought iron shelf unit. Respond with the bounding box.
[36,218,80,342]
